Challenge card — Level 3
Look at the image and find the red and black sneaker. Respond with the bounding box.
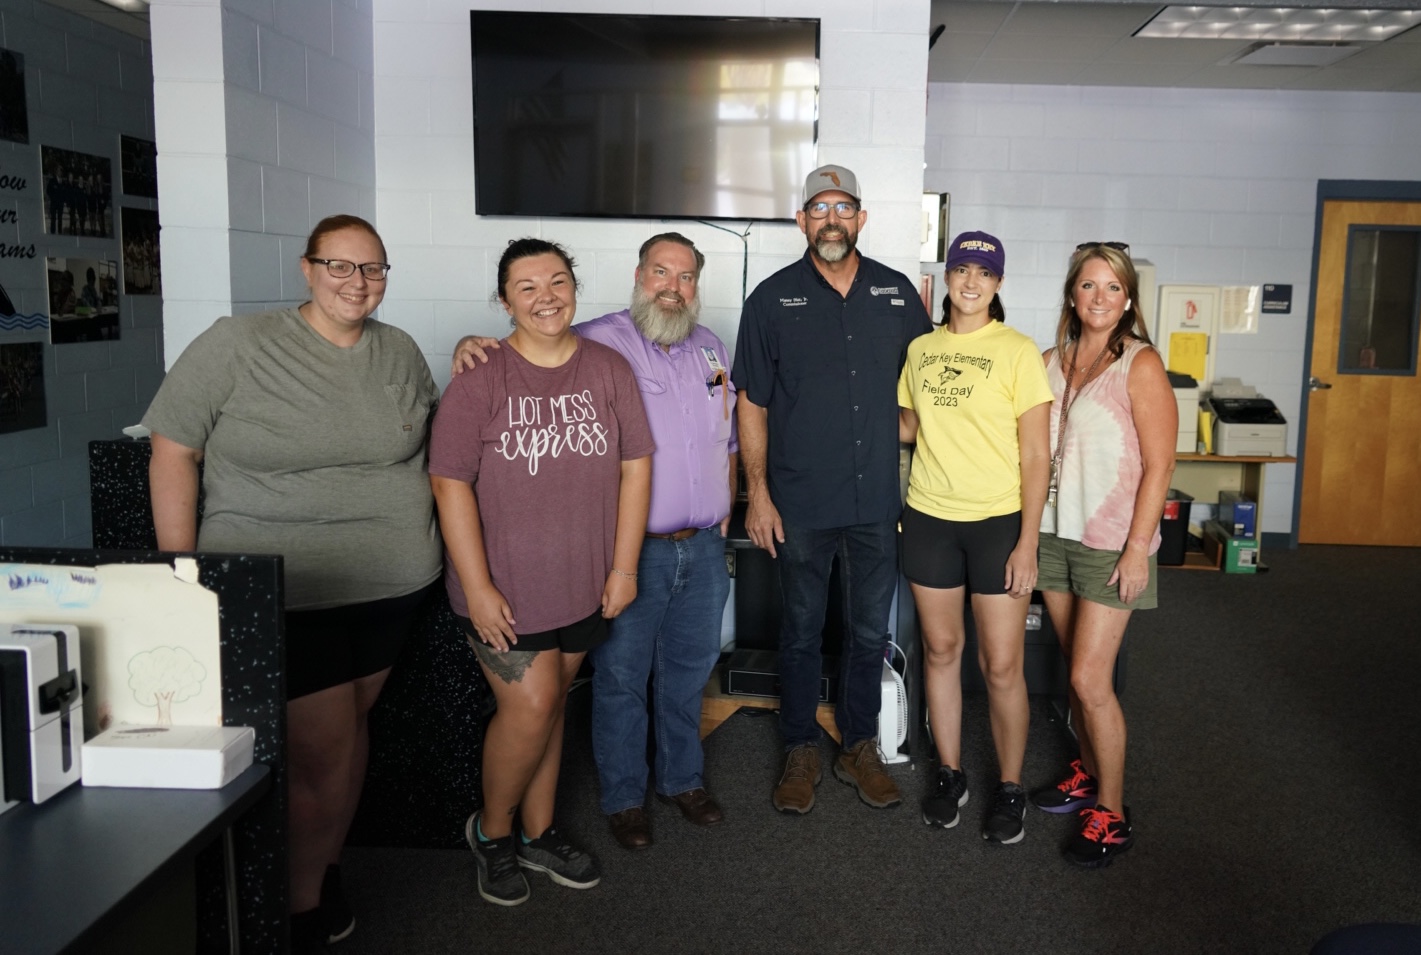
[1064,805,1133,868]
[1031,759,1098,814]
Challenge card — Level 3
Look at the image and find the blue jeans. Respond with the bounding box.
[591,528,730,815]
[777,517,898,750]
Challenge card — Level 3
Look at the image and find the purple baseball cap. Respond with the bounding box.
[945,231,1005,276]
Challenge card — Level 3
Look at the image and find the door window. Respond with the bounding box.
[1339,226,1421,375]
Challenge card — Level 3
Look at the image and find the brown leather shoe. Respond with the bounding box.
[657,787,724,827]
[771,744,822,814]
[833,738,902,808]
[608,807,652,850]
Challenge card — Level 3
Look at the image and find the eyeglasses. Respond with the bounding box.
[306,258,392,281]
[1074,241,1130,257]
[804,200,861,219]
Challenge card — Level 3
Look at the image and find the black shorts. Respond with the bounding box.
[900,505,1021,595]
[284,582,436,700]
[456,607,609,654]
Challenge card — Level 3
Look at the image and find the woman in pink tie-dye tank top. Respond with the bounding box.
[1031,243,1176,868]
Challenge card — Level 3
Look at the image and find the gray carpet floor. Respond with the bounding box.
[337,544,1421,954]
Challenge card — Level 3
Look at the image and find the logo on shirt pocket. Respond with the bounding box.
[384,383,431,434]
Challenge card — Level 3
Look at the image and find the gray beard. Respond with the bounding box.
[629,284,700,346]
[812,227,854,263]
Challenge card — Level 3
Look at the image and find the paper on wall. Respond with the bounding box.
[1167,331,1209,381]
[1219,286,1260,334]
[0,561,222,737]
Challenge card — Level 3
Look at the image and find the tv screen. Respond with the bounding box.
[470,12,820,222]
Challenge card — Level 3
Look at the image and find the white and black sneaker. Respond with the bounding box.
[466,812,531,906]
[982,781,1027,845]
[921,766,969,828]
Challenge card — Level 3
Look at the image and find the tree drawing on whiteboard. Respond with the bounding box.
[127,646,207,725]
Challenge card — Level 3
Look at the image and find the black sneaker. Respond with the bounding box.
[320,864,355,943]
[1031,759,1098,814]
[1064,805,1133,868]
[466,812,531,906]
[517,826,601,889]
[921,766,969,828]
[982,781,1027,845]
[290,908,330,954]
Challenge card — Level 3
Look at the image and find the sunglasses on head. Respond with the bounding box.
[1074,241,1130,256]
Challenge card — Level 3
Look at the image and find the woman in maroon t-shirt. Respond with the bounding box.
[429,238,653,906]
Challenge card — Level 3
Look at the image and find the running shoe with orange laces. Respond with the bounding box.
[1031,758,1098,814]
[1064,805,1133,867]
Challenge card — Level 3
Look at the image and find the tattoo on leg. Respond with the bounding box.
[473,643,538,683]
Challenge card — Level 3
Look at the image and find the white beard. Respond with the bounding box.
[630,284,700,346]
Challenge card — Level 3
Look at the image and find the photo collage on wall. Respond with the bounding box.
[0,47,160,434]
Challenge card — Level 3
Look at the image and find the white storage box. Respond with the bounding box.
[82,724,255,790]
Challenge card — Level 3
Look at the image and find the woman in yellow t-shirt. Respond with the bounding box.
[897,231,1052,845]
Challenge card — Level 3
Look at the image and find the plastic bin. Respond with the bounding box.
[1158,489,1193,566]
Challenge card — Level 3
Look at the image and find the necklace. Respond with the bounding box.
[1048,342,1110,508]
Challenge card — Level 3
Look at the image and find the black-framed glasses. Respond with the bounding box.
[805,200,861,219]
[1074,241,1130,256]
[306,258,391,281]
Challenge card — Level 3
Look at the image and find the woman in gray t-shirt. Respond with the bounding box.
[143,214,440,949]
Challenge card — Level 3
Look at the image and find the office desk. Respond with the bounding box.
[0,765,271,955]
[1169,453,1297,568]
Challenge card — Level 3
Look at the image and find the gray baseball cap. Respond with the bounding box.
[802,164,861,204]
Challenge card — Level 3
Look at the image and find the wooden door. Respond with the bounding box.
[1299,200,1421,545]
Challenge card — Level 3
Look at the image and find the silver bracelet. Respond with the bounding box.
[611,568,638,580]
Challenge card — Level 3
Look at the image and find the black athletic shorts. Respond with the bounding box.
[456,607,609,654]
[284,582,436,700]
[900,505,1022,595]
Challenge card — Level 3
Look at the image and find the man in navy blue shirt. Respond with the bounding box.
[732,164,932,814]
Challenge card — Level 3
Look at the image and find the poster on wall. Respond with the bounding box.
[41,145,113,237]
[47,256,119,343]
[121,206,160,295]
[0,48,27,144]
[0,341,45,434]
[120,135,157,198]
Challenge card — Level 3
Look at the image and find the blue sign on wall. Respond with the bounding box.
[1261,284,1291,314]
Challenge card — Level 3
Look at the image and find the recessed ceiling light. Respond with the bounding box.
[1136,6,1421,42]
[96,0,149,11]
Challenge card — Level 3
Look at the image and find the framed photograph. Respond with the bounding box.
[47,256,119,343]
[0,48,28,144]
[0,341,45,434]
[121,207,160,295]
[120,135,157,198]
[41,146,113,237]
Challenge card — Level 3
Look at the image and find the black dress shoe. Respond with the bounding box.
[609,806,652,849]
[658,788,724,827]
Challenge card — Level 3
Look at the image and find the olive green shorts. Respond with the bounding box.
[1037,533,1157,611]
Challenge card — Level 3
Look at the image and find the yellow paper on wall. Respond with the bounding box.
[1168,332,1208,380]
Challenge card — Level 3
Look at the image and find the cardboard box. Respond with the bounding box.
[1202,520,1258,574]
[1218,491,1256,538]
[82,724,254,790]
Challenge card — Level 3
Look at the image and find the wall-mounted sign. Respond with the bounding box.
[1261,284,1292,314]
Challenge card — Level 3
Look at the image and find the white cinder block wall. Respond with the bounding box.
[926,82,1421,535]
[151,0,375,364]
[371,0,932,388]
[0,0,160,547]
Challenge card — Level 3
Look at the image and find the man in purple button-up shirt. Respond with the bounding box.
[452,233,737,850]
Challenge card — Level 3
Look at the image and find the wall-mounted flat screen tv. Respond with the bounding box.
[470,12,820,222]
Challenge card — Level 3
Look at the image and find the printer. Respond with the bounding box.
[1168,372,1200,454]
[1208,379,1287,457]
[0,623,84,809]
